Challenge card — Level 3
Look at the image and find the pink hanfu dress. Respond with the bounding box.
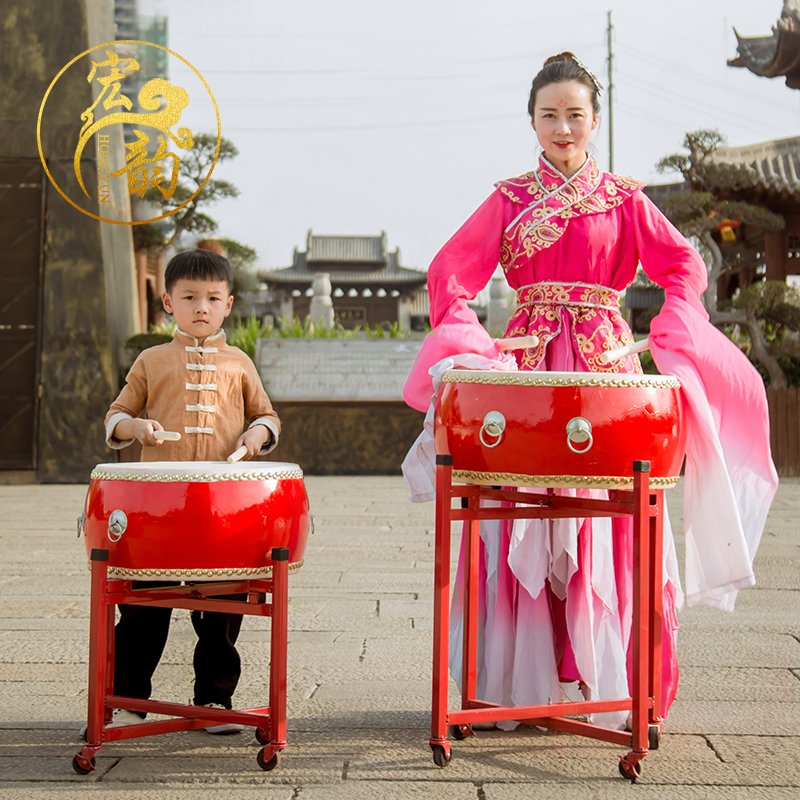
[403,155,778,729]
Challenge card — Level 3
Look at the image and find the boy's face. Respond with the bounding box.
[162,279,233,340]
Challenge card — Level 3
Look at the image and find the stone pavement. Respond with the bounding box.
[0,475,798,799]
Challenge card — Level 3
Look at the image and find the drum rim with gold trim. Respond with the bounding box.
[440,369,681,389]
[82,460,310,581]
[89,460,304,483]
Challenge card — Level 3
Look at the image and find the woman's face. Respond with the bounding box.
[531,80,598,177]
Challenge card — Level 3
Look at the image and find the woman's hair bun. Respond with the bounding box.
[543,52,579,68]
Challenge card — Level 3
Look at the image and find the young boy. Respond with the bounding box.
[103,249,280,733]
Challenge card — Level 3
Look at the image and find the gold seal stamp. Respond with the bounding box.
[37,40,220,226]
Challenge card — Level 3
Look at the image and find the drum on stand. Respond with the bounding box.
[80,461,310,580]
[428,369,685,776]
[434,370,685,488]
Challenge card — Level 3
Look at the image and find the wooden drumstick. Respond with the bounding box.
[227,445,248,464]
[600,336,651,364]
[153,431,181,441]
[496,335,540,351]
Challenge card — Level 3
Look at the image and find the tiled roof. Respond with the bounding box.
[728,2,800,89]
[707,136,800,199]
[307,233,385,264]
[260,231,427,287]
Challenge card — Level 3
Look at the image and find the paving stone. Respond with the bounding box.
[668,701,800,736]
[483,786,800,799]
[676,629,800,669]
[0,756,116,781]
[300,783,477,799]
[0,788,295,799]
[99,754,344,784]
[675,666,800,703]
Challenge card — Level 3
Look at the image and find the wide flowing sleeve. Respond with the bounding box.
[402,190,513,411]
[630,191,778,611]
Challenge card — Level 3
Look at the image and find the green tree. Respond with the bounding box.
[217,237,259,295]
[656,129,795,387]
[139,133,240,247]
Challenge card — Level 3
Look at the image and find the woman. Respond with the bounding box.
[403,53,777,729]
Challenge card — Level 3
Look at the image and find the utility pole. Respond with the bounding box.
[607,10,615,173]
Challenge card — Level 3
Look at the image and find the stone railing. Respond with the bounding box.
[255,337,424,402]
[254,337,426,474]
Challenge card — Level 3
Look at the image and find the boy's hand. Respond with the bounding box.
[234,426,271,460]
[114,417,165,447]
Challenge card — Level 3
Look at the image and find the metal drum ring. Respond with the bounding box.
[566,417,593,454]
[479,411,506,449]
[107,510,128,543]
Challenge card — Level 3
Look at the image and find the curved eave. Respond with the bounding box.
[729,21,800,88]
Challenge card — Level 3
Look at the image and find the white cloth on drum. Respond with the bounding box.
[401,351,516,503]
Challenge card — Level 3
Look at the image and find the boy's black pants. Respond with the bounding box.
[113,581,244,711]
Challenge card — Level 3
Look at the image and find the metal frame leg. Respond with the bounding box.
[259,546,289,769]
[649,490,664,739]
[621,461,652,779]
[75,548,110,772]
[461,497,480,711]
[430,454,453,764]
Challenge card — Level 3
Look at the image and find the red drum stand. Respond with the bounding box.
[430,455,664,782]
[72,547,290,775]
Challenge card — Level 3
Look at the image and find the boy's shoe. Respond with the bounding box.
[202,703,243,735]
[108,709,146,728]
[79,708,145,739]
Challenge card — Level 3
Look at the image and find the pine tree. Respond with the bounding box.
[656,129,798,387]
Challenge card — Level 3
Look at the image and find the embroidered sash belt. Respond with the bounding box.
[515,281,621,311]
[505,281,640,374]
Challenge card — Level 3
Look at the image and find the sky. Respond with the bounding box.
[138,0,799,273]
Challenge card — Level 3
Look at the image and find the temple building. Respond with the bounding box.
[722,2,800,284]
[260,231,429,330]
[640,2,800,304]
[705,137,800,284]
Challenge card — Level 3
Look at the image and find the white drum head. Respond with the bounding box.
[91,461,303,482]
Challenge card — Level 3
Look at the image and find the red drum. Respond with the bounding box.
[434,370,685,489]
[80,461,310,580]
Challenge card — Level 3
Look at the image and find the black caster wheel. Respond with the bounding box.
[618,758,641,781]
[254,728,270,746]
[449,724,472,741]
[648,725,661,751]
[72,754,96,775]
[432,744,451,768]
[257,749,280,771]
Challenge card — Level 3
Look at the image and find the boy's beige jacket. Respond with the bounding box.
[105,329,280,462]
